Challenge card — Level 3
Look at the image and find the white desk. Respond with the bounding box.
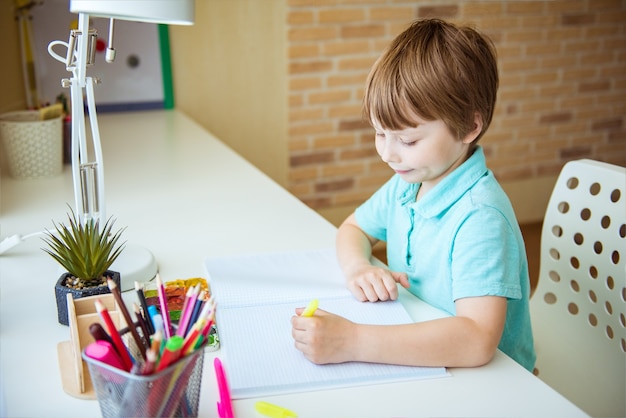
[0,110,586,417]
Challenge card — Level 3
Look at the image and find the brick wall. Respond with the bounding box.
[286,0,626,215]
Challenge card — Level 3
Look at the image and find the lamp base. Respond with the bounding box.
[110,243,158,292]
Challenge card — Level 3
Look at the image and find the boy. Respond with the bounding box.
[291,19,535,372]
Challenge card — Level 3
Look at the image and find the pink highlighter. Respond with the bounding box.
[84,340,126,370]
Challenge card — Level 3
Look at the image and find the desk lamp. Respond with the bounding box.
[47,0,194,290]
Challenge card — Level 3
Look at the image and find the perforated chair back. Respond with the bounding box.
[530,159,626,417]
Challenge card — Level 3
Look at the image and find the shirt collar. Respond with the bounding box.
[399,146,489,217]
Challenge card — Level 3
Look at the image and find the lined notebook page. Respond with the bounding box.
[205,249,449,399]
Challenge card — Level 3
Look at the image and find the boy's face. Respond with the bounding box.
[372,115,473,190]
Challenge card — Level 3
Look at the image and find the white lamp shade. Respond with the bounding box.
[70,0,195,25]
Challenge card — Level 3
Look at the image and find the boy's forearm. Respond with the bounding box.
[350,317,498,368]
[336,222,375,278]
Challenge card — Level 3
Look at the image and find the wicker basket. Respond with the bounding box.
[0,111,63,178]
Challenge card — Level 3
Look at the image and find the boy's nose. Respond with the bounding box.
[379,139,397,163]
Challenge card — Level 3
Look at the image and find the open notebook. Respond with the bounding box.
[204,248,449,399]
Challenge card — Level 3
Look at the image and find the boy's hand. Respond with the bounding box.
[291,308,355,364]
[346,265,410,302]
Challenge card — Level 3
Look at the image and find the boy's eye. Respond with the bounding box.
[400,138,418,146]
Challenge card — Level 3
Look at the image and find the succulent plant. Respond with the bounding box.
[42,209,126,287]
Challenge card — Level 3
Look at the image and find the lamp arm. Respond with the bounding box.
[69,75,84,219]
[85,77,106,222]
[52,13,106,224]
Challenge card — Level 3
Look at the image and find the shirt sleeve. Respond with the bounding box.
[354,175,399,242]
[450,206,524,301]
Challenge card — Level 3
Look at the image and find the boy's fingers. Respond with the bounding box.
[391,271,410,288]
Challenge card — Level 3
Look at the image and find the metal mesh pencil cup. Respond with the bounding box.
[82,348,204,418]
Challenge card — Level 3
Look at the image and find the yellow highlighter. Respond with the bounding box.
[255,401,297,418]
[301,298,318,317]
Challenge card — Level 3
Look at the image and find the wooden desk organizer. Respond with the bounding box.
[57,293,125,399]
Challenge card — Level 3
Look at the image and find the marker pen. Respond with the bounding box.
[84,340,125,370]
[156,335,184,372]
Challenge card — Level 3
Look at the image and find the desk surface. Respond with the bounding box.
[0,110,586,417]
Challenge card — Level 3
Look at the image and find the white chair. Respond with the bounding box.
[530,159,626,417]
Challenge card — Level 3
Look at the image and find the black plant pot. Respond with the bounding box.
[54,270,121,326]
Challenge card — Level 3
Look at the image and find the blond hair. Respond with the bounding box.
[363,19,498,143]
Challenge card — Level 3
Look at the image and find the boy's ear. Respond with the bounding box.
[462,113,483,144]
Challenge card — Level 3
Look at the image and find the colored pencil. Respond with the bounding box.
[142,347,158,375]
[176,284,200,337]
[188,290,206,330]
[108,279,146,359]
[135,281,154,334]
[133,302,151,348]
[181,319,205,355]
[156,274,173,339]
[95,299,133,371]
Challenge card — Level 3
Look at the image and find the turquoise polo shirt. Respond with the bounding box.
[355,147,536,371]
